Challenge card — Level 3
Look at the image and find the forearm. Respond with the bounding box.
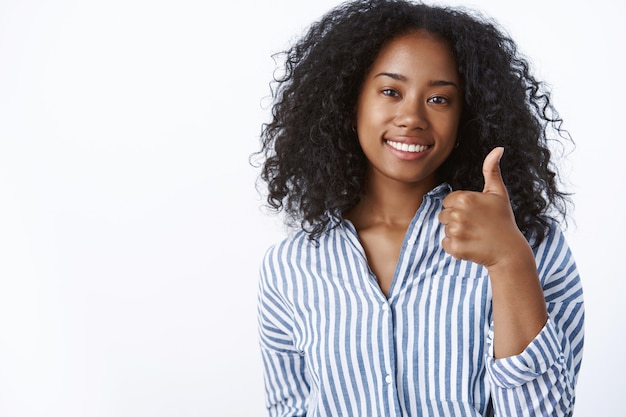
[487,239,548,359]
[484,224,584,417]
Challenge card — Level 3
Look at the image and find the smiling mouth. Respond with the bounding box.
[386,140,430,153]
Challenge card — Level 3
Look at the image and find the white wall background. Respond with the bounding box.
[0,0,623,415]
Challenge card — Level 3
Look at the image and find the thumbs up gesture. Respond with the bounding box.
[438,147,529,268]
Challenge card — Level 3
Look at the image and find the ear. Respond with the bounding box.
[350,111,358,134]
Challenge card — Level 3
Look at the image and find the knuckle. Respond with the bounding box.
[453,192,472,208]
[446,223,460,236]
[449,209,464,223]
[442,237,467,260]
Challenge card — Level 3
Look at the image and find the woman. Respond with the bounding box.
[256,1,584,415]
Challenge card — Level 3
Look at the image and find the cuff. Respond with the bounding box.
[485,319,565,389]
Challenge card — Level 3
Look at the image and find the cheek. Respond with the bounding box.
[356,102,390,135]
[437,111,462,140]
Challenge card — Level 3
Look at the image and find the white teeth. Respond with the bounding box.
[387,140,428,153]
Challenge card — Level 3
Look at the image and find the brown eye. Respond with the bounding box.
[427,96,448,105]
[382,89,400,97]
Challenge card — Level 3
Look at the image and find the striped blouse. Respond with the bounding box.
[258,183,584,417]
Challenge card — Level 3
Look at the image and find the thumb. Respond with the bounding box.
[482,147,507,195]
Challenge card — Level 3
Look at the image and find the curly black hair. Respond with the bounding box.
[256,0,572,245]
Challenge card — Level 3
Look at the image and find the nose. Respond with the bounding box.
[395,97,428,130]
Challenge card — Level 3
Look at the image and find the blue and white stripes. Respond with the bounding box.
[258,184,584,417]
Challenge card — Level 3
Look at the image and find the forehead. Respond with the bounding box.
[368,32,459,81]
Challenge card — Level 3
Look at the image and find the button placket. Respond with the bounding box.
[380,301,394,387]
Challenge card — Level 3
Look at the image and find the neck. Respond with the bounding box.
[347,171,438,229]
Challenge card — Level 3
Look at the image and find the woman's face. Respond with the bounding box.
[355,31,462,189]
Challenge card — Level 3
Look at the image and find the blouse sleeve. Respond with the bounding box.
[485,224,584,416]
[258,245,310,417]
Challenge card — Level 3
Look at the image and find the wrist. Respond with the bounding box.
[486,232,535,275]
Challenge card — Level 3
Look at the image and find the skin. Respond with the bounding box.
[346,31,548,359]
[347,31,462,296]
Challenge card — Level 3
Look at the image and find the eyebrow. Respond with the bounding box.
[374,72,460,89]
